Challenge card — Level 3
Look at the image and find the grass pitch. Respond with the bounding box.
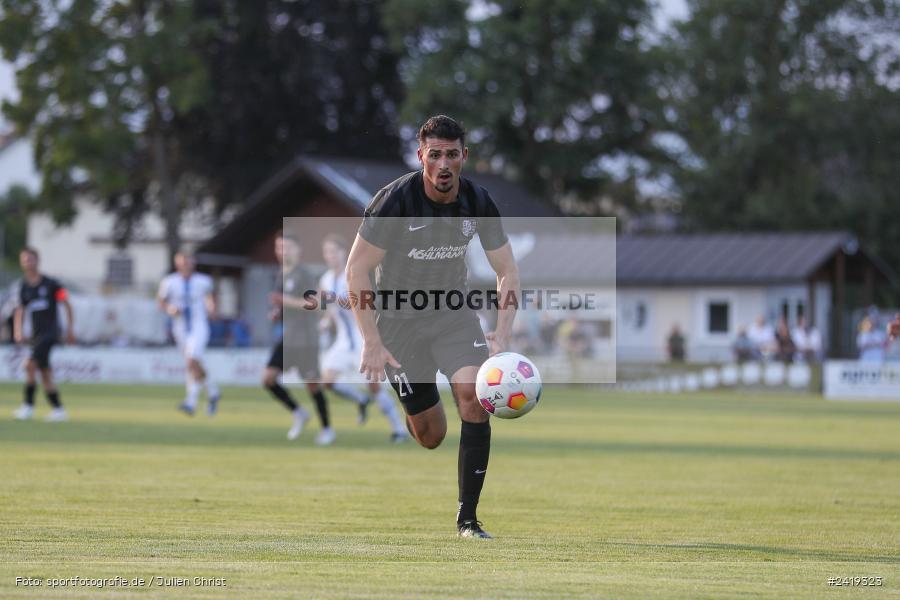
[1,383,899,598]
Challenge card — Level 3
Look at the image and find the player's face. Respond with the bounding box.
[418,137,467,197]
[279,238,300,266]
[174,253,195,276]
[19,251,38,273]
[322,241,346,271]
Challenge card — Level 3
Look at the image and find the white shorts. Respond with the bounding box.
[172,322,210,360]
[320,343,360,375]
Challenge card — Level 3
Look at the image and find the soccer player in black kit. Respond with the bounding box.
[262,232,334,444]
[12,247,75,422]
[346,115,520,538]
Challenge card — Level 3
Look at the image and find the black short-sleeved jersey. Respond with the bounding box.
[278,264,320,347]
[19,276,67,338]
[358,171,507,319]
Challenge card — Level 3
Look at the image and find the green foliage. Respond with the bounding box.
[0,184,37,267]
[383,0,667,213]
[662,0,900,270]
[0,0,404,240]
[182,0,404,208]
[0,0,209,251]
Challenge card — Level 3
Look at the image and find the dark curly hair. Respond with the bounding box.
[418,115,466,146]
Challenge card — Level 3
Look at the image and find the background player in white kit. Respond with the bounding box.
[157,250,221,416]
[318,235,408,443]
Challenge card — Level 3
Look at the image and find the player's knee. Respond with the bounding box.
[419,424,447,449]
[453,382,477,403]
[420,432,444,450]
[262,371,277,387]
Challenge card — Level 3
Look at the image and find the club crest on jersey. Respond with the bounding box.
[461,219,477,237]
[39,287,47,297]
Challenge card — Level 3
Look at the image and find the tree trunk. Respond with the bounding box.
[152,110,180,267]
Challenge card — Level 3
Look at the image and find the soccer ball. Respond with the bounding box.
[475,352,542,419]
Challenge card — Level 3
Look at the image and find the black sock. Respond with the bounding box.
[311,389,330,428]
[24,384,36,406]
[457,420,491,524]
[265,383,299,411]
[46,390,62,409]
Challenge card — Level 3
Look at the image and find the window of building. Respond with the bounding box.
[708,302,729,334]
[104,255,133,287]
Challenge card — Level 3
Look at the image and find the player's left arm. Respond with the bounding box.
[278,293,317,311]
[205,292,217,320]
[56,286,76,344]
[484,242,520,355]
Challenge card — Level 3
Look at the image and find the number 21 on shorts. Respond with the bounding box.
[394,372,413,397]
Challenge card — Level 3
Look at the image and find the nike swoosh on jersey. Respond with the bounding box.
[474,341,487,348]
[408,224,429,231]
[474,469,487,474]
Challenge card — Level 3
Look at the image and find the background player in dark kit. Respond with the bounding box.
[262,231,334,444]
[346,115,520,538]
[12,247,75,422]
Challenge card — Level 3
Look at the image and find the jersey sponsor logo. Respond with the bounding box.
[407,244,469,260]
[27,299,50,312]
[408,223,429,232]
[461,218,477,237]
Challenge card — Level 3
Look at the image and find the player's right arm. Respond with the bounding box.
[346,234,400,381]
[156,277,179,317]
[13,305,24,343]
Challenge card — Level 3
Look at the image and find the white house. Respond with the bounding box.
[467,230,893,363]
[615,232,893,362]
[27,198,217,296]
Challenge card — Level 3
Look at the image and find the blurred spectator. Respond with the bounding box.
[774,318,796,363]
[539,313,559,354]
[231,319,251,347]
[207,317,253,347]
[511,319,538,355]
[791,317,822,363]
[888,313,900,340]
[559,317,590,382]
[560,318,590,354]
[747,315,776,360]
[513,307,542,355]
[667,324,685,363]
[857,316,887,362]
[733,326,757,363]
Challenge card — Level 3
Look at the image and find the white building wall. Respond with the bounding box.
[688,287,767,362]
[616,285,820,363]
[27,198,215,295]
[28,201,113,290]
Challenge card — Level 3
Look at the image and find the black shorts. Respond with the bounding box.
[266,340,320,381]
[378,310,489,416]
[30,335,58,370]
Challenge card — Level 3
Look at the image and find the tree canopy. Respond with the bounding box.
[661,0,900,267]
[383,0,670,215]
